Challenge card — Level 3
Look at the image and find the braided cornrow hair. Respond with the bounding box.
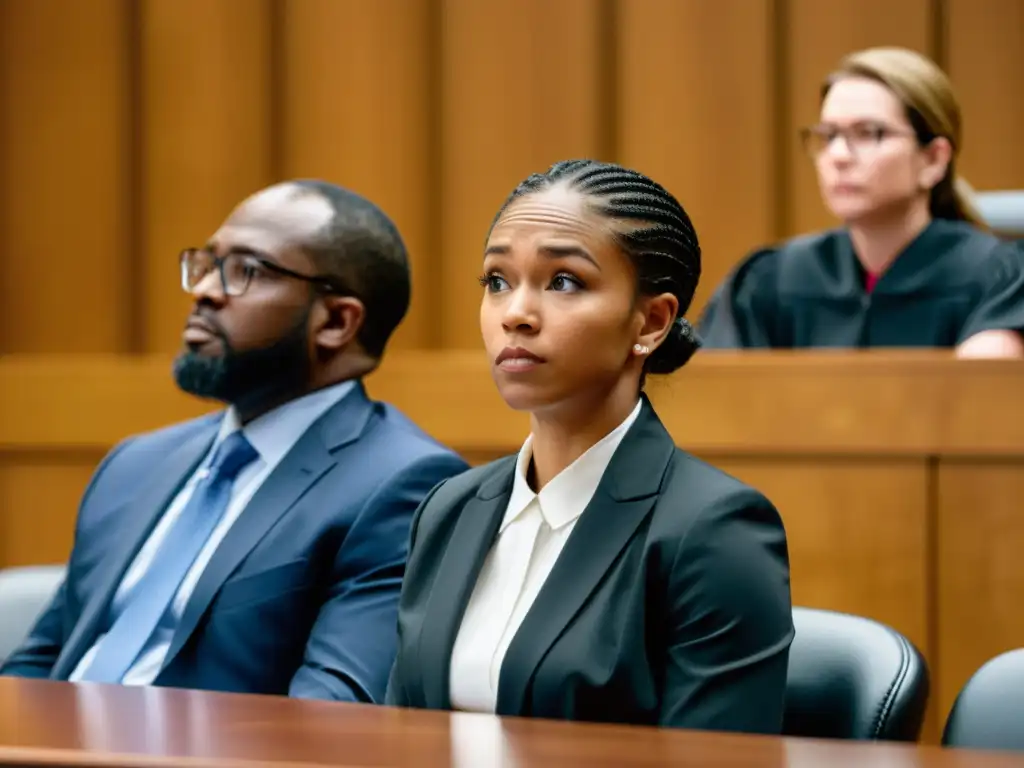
[489,159,703,375]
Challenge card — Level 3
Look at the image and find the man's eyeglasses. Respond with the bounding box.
[180,248,345,298]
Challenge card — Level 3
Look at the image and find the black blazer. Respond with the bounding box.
[385,399,795,733]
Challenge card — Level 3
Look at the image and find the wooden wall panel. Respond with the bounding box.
[784,0,934,236]
[140,0,274,354]
[617,0,777,317]
[946,0,1024,195]
[6,352,1024,454]
[280,0,435,350]
[715,459,930,652]
[439,0,607,348]
[721,455,938,740]
[2,0,1021,351]
[937,462,1024,730]
[0,0,132,354]
[0,456,98,566]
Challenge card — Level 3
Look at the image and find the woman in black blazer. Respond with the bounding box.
[386,160,794,733]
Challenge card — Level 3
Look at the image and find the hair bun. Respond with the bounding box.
[647,317,702,375]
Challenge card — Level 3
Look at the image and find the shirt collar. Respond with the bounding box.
[214,380,357,473]
[501,399,643,532]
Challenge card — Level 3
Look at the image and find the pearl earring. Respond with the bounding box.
[633,343,649,355]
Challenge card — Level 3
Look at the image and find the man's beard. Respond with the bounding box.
[172,309,312,414]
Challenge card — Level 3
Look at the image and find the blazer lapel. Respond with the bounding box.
[160,386,375,670]
[495,400,676,715]
[416,461,514,709]
[53,425,218,679]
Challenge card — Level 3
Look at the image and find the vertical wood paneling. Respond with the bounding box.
[3,0,1018,352]
[617,0,777,317]
[140,0,273,354]
[0,456,97,567]
[784,0,933,236]
[280,0,435,350]
[946,0,1024,195]
[937,463,1024,737]
[725,456,940,741]
[718,460,931,652]
[0,0,131,353]
[439,0,607,348]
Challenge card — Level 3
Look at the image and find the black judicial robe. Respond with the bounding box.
[699,220,1024,349]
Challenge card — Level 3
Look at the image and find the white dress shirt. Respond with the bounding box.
[70,379,355,685]
[448,399,642,713]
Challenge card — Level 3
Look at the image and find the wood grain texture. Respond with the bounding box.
[1,1,1020,352]
[2,352,1023,454]
[438,0,607,347]
[279,0,435,350]
[946,0,1024,195]
[0,457,94,567]
[139,0,274,354]
[0,678,1021,766]
[937,462,1024,732]
[616,0,778,317]
[715,459,929,651]
[0,0,132,353]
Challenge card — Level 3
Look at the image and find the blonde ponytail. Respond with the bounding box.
[930,173,988,230]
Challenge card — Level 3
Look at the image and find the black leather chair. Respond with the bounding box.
[943,648,1024,752]
[783,607,929,741]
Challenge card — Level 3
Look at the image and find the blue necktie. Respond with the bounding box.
[80,431,258,684]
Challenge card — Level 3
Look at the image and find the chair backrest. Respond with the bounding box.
[0,565,66,666]
[783,607,929,741]
[942,648,1024,752]
[975,190,1024,238]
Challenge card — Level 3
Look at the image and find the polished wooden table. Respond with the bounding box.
[0,679,1021,768]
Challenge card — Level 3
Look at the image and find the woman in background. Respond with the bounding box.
[699,47,1024,356]
[386,160,793,733]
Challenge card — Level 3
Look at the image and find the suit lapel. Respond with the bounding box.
[416,461,514,709]
[159,386,374,670]
[495,400,676,715]
[54,425,218,679]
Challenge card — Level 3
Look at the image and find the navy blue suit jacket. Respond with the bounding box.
[0,383,468,702]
